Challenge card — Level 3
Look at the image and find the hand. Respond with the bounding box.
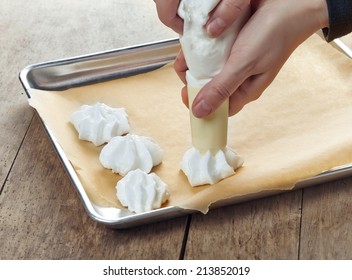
[206,0,251,37]
[154,0,250,36]
[154,0,183,34]
[177,0,329,117]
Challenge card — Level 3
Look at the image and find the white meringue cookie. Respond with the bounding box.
[181,147,244,187]
[99,134,163,176]
[116,169,170,213]
[71,102,130,146]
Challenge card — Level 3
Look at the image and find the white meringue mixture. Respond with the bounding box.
[116,169,170,213]
[71,102,130,146]
[71,102,169,213]
[99,134,163,176]
[178,0,250,87]
[181,147,244,187]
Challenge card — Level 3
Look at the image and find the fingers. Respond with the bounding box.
[191,53,250,118]
[154,0,184,34]
[206,0,250,37]
[174,50,189,107]
[192,54,283,117]
[173,50,187,84]
[228,70,278,115]
[250,0,265,11]
[193,70,278,118]
[181,86,189,108]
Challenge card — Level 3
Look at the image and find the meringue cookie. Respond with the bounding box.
[71,102,130,146]
[181,147,243,187]
[116,169,170,213]
[99,134,163,176]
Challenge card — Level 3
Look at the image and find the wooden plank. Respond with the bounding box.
[185,191,302,259]
[299,178,352,259]
[0,5,35,189]
[0,113,187,259]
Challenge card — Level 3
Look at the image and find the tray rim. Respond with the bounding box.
[19,37,352,228]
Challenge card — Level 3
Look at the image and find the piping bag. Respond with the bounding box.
[178,0,250,186]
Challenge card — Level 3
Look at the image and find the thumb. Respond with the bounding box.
[191,54,249,118]
[227,71,277,115]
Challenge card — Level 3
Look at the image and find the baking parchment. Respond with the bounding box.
[28,34,352,213]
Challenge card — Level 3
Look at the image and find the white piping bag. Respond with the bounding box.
[178,0,250,186]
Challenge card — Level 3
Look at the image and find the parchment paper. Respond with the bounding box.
[29,34,352,213]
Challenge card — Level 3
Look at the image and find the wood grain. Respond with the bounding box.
[185,191,302,260]
[299,179,352,259]
[0,113,187,260]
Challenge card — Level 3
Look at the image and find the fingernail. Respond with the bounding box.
[193,100,213,118]
[207,18,226,37]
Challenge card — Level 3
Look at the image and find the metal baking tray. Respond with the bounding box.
[19,38,352,228]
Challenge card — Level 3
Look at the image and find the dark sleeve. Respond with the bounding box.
[323,0,352,42]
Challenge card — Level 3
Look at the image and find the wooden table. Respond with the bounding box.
[1,0,351,260]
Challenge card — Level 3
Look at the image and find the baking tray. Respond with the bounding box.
[19,38,352,228]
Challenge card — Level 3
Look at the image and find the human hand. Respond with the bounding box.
[179,0,329,117]
[154,0,183,34]
[154,0,250,35]
[206,0,251,37]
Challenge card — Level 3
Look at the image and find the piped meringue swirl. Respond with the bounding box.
[71,102,130,146]
[181,147,244,187]
[116,169,170,213]
[99,134,163,176]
